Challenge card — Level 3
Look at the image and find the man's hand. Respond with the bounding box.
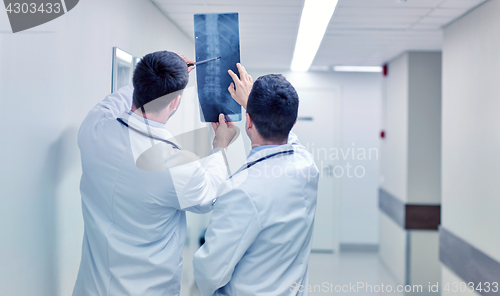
[212,114,238,149]
[176,53,196,73]
[228,63,253,109]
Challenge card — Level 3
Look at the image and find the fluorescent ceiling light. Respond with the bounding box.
[333,66,383,72]
[116,48,133,64]
[291,0,339,72]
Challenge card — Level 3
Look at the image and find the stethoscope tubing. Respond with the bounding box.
[229,150,295,179]
[118,115,294,180]
[117,118,180,150]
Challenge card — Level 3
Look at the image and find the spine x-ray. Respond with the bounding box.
[194,12,242,123]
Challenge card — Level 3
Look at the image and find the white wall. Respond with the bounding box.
[379,212,407,284]
[380,51,441,205]
[378,54,409,283]
[442,0,500,264]
[335,72,382,245]
[409,230,441,289]
[0,1,194,295]
[407,52,442,204]
[380,51,442,201]
[380,53,409,202]
[379,52,442,288]
[247,69,382,246]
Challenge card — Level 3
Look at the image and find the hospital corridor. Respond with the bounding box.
[0,0,499,295]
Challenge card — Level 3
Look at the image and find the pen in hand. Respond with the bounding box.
[187,56,222,67]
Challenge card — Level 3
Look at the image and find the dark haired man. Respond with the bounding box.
[193,64,319,296]
[73,51,237,296]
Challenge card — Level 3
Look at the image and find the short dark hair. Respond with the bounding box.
[132,51,188,112]
[247,74,299,142]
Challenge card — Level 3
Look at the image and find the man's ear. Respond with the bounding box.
[246,113,253,130]
[169,95,182,111]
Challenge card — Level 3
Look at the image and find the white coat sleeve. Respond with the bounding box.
[79,84,228,214]
[78,84,134,146]
[193,187,261,296]
[89,84,133,120]
[169,150,228,214]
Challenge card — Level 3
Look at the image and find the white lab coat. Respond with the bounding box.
[193,133,319,296]
[73,84,227,296]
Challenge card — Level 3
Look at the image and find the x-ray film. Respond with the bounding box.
[194,12,242,122]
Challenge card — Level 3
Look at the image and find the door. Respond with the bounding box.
[292,87,341,253]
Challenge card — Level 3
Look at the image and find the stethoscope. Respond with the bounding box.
[209,149,294,206]
[118,108,294,180]
[229,149,295,179]
[117,108,181,150]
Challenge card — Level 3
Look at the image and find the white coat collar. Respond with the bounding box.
[245,142,296,164]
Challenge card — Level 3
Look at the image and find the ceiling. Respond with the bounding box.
[152,0,486,70]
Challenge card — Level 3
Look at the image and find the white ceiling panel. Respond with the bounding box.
[439,0,485,8]
[330,22,413,29]
[331,15,422,23]
[335,7,433,16]
[337,0,445,8]
[411,23,444,30]
[157,4,208,14]
[428,7,469,16]
[151,0,487,69]
[159,4,300,14]
[418,16,456,24]
[205,0,303,6]
[154,0,204,4]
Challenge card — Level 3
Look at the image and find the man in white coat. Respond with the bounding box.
[193,64,319,296]
[73,51,237,296]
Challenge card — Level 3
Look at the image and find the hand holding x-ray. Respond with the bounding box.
[211,113,238,149]
[228,63,253,110]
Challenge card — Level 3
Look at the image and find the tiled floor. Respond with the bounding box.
[307,251,403,295]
